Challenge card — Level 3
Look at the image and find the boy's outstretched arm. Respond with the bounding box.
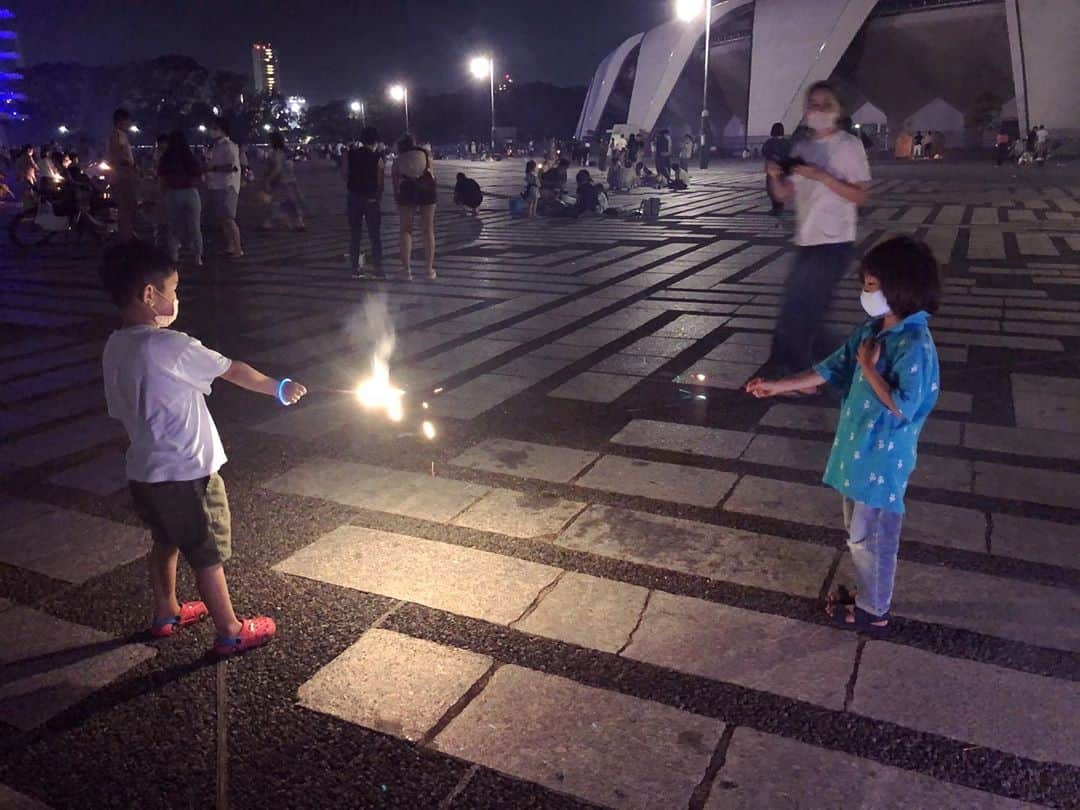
[220,360,307,405]
[746,370,825,398]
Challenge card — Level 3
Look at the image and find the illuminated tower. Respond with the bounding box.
[251,42,279,95]
[0,7,26,139]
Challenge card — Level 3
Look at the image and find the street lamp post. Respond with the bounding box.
[469,55,496,153]
[388,84,409,132]
[349,99,366,126]
[676,0,712,169]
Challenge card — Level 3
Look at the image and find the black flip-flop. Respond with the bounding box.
[826,584,857,611]
[830,605,890,637]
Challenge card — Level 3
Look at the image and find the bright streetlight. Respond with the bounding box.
[212,105,220,115]
[57,124,69,134]
[676,0,712,168]
[263,123,272,132]
[349,99,366,125]
[129,124,140,134]
[675,0,704,21]
[197,124,207,133]
[388,84,409,131]
[349,100,362,113]
[469,54,496,152]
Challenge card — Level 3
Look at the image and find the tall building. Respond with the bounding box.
[0,6,27,141]
[251,42,279,95]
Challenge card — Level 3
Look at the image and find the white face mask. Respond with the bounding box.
[806,110,838,134]
[860,290,891,318]
[151,288,179,328]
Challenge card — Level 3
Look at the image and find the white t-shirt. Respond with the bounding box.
[207,137,241,192]
[791,131,871,246]
[103,326,232,483]
[1036,127,1049,143]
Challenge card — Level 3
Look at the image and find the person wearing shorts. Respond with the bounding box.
[391,134,437,280]
[206,116,243,258]
[101,240,307,656]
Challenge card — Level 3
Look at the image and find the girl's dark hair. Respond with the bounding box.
[99,240,175,307]
[770,122,785,137]
[525,160,536,172]
[269,132,286,150]
[159,129,200,178]
[806,80,843,111]
[210,116,230,136]
[859,236,941,317]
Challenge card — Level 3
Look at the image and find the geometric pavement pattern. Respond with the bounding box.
[0,158,1077,808]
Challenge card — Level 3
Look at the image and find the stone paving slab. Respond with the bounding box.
[853,641,1080,767]
[0,783,53,809]
[251,397,357,439]
[451,489,586,538]
[758,404,964,446]
[433,664,723,809]
[0,495,58,531]
[548,371,640,403]
[273,526,560,625]
[0,606,155,730]
[514,572,649,653]
[991,513,1080,570]
[974,461,1080,508]
[47,450,127,496]
[0,412,124,468]
[708,727,1039,810]
[674,359,760,389]
[0,509,150,584]
[557,505,833,597]
[623,591,857,709]
[577,455,738,508]
[835,556,1079,651]
[264,459,489,522]
[964,423,1080,461]
[1011,373,1080,433]
[450,438,598,483]
[297,629,492,742]
[431,374,534,420]
[610,419,752,459]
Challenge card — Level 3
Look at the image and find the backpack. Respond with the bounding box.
[595,187,609,214]
[639,197,661,219]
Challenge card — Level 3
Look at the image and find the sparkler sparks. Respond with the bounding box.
[421,421,437,440]
[354,355,405,422]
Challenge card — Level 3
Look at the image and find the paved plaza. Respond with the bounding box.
[0,157,1078,808]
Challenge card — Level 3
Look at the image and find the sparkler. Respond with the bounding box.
[353,354,405,422]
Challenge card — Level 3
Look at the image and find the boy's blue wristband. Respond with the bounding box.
[277,378,293,406]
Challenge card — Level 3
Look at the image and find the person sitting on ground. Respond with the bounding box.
[453,172,483,214]
[747,235,941,636]
[100,240,307,657]
[523,160,540,218]
[572,169,600,217]
[669,163,689,191]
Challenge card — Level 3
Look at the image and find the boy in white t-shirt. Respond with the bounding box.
[100,241,307,656]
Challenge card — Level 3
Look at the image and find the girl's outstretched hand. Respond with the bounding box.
[745,378,781,398]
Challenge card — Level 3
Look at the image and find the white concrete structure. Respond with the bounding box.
[577,0,1080,144]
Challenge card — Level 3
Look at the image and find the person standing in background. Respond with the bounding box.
[157,130,204,267]
[109,109,137,242]
[654,128,672,184]
[761,123,791,215]
[765,81,871,384]
[205,117,243,259]
[342,126,385,279]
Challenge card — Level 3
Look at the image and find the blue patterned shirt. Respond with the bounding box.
[813,311,940,513]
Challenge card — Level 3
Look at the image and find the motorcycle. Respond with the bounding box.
[8,162,116,248]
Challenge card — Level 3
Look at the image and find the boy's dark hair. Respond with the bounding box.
[269,131,285,150]
[575,169,590,184]
[770,122,785,137]
[456,172,466,181]
[525,160,536,172]
[99,240,175,308]
[113,108,131,125]
[859,236,941,317]
[360,126,378,146]
[210,116,230,136]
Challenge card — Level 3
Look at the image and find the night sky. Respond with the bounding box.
[14,0,673,102]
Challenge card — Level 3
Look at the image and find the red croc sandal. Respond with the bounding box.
[213,616,277,657]
[150,601,209,638]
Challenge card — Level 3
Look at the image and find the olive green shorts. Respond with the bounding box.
[130,473,232,570]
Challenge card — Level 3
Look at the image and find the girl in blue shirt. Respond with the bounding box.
[746,236,942,635]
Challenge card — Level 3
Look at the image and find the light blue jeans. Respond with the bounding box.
[842,498,903,618]
[165,187,203,262]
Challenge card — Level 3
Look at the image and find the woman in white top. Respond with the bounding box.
[765,80,871,379]
[391,133,437,280]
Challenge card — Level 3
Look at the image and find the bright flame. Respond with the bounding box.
[422,421,436,440]
[354,356,405,423]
